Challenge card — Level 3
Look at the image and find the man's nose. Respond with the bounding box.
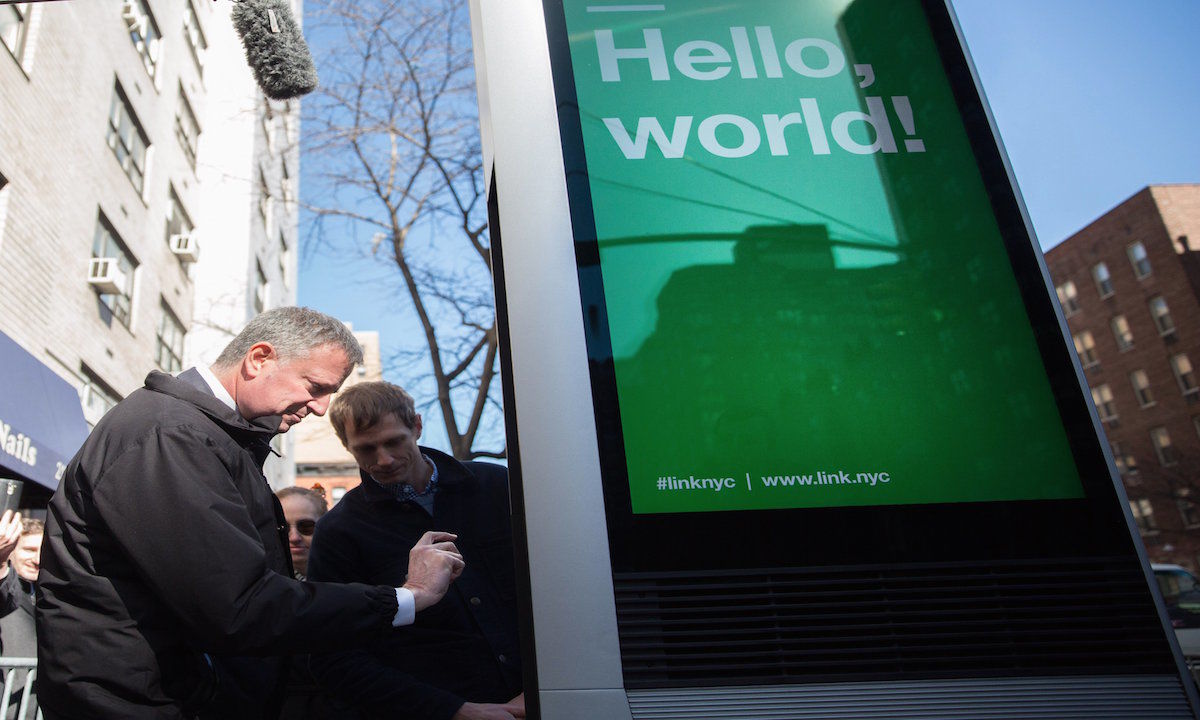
[374,449,394,467]
[289,526,303,542]
[308,395,332,416]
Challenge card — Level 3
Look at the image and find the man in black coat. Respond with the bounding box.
[307,381,523,720]
[36,307,466,720]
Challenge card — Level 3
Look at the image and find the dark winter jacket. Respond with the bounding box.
[307,450,521,720]
[36,369,399,720]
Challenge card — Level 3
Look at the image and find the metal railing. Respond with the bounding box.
[0,658,39,720]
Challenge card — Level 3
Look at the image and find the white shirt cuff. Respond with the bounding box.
[392,587,415,627]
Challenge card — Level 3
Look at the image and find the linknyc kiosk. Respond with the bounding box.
[468,0,1200,716]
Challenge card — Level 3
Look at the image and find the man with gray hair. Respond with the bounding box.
[37,307,466,720]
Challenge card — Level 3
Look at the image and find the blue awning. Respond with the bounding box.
[0,331,89,491]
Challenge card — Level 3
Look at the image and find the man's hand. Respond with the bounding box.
[0,510,22,570]
[452,699,526,720]
[403,531,465,612]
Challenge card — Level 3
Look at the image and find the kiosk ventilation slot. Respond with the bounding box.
[613,558,1172,688]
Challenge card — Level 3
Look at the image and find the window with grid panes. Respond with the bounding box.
[1179,489,1200,528]
[106,85,150,194]
[1131,498,1157,532]
[183,1,207,76]
[1128,241,1152,279]
[1091,384,1117,422]
[175,87,200,169]
[123,0,162,81]
[1111,314,1133,351]
[1073,331,1098,367]
[1055,280,1080,315]
[1130,369,1154,407]
[156,301,185,372]
[254,260,267,313]
[1150,295,1175,335]
[1151,427,1178,466]
[1092,262,1113,297]
[1172,354,1198,396]
[81,366,119,428]
[92,216,137,327]
[165,187,194,249]
[0,3,30,62]
[1112,441,1138,476]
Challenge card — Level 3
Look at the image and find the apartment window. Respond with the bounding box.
[81,367,119,428]
[1074,331,1099,368]
[182,1,207,76]
[1130,498,1157,532]
[106,85,150,194]
[257,166,272,232]
[1128,241,1152,279]
[1092,262,1113,297]
[91,216,137,327]
[1056,280,1081,316]
[1171,353,1198,396]
[278,234,290,288]
[165,188,193,243]
[1091,384,1117,422]
[261,100,276,153]
[0,3,30,62]
[175,87,200,169]
[1151,426,1178,466]
[281,161,294,206]
[122,0,162,81]
[1112,441,1139,476]
[1180,489,1200,528]
[1130,369,1155,408]
[155,301,186,372]
[1110,315,1133,351]
[282,104,297,146]
[254,260,267,314]
[1149,295,1175,336]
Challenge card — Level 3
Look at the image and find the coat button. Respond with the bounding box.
[470,597,482,606]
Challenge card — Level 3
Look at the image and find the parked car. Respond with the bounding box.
[1153,563,1200,672]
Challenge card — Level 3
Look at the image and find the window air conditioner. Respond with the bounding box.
[122,2,150,41]
[169,233,200,263]
[88,258,126,295]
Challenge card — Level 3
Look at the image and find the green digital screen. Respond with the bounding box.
[560,0,1084,513]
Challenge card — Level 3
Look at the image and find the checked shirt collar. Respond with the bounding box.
[371,454,439,505]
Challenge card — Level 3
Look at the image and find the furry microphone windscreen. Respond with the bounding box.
[232,0,319,100]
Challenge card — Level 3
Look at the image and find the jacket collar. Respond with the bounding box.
[359,446,473,503]
[144,369,280,444]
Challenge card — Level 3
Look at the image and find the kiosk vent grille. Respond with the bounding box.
[613,558,1173,688]
[624,676,1194,719]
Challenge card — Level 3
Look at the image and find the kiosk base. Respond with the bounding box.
[625,676,1192,719]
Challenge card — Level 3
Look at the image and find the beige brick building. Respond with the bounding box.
[1046,184,1200,568]
[0,0,301,495]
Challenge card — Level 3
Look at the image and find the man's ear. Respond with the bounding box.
[243,342,277,379]
[413,414,423,439]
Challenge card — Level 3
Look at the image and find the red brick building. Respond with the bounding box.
[1046,184,1200,568]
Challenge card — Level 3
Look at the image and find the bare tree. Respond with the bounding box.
[303,0,502,459]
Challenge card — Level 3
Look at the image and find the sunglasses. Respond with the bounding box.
[284,519,316,537]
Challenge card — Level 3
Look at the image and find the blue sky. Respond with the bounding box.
[299,0,1199,448]
[948,0,1200,247]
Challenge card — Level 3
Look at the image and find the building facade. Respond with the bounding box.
[291,330,383,505]
[1046,184,1200,568]
[0,0,301,497]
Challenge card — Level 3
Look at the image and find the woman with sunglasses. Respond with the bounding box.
[277,487,327,581]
